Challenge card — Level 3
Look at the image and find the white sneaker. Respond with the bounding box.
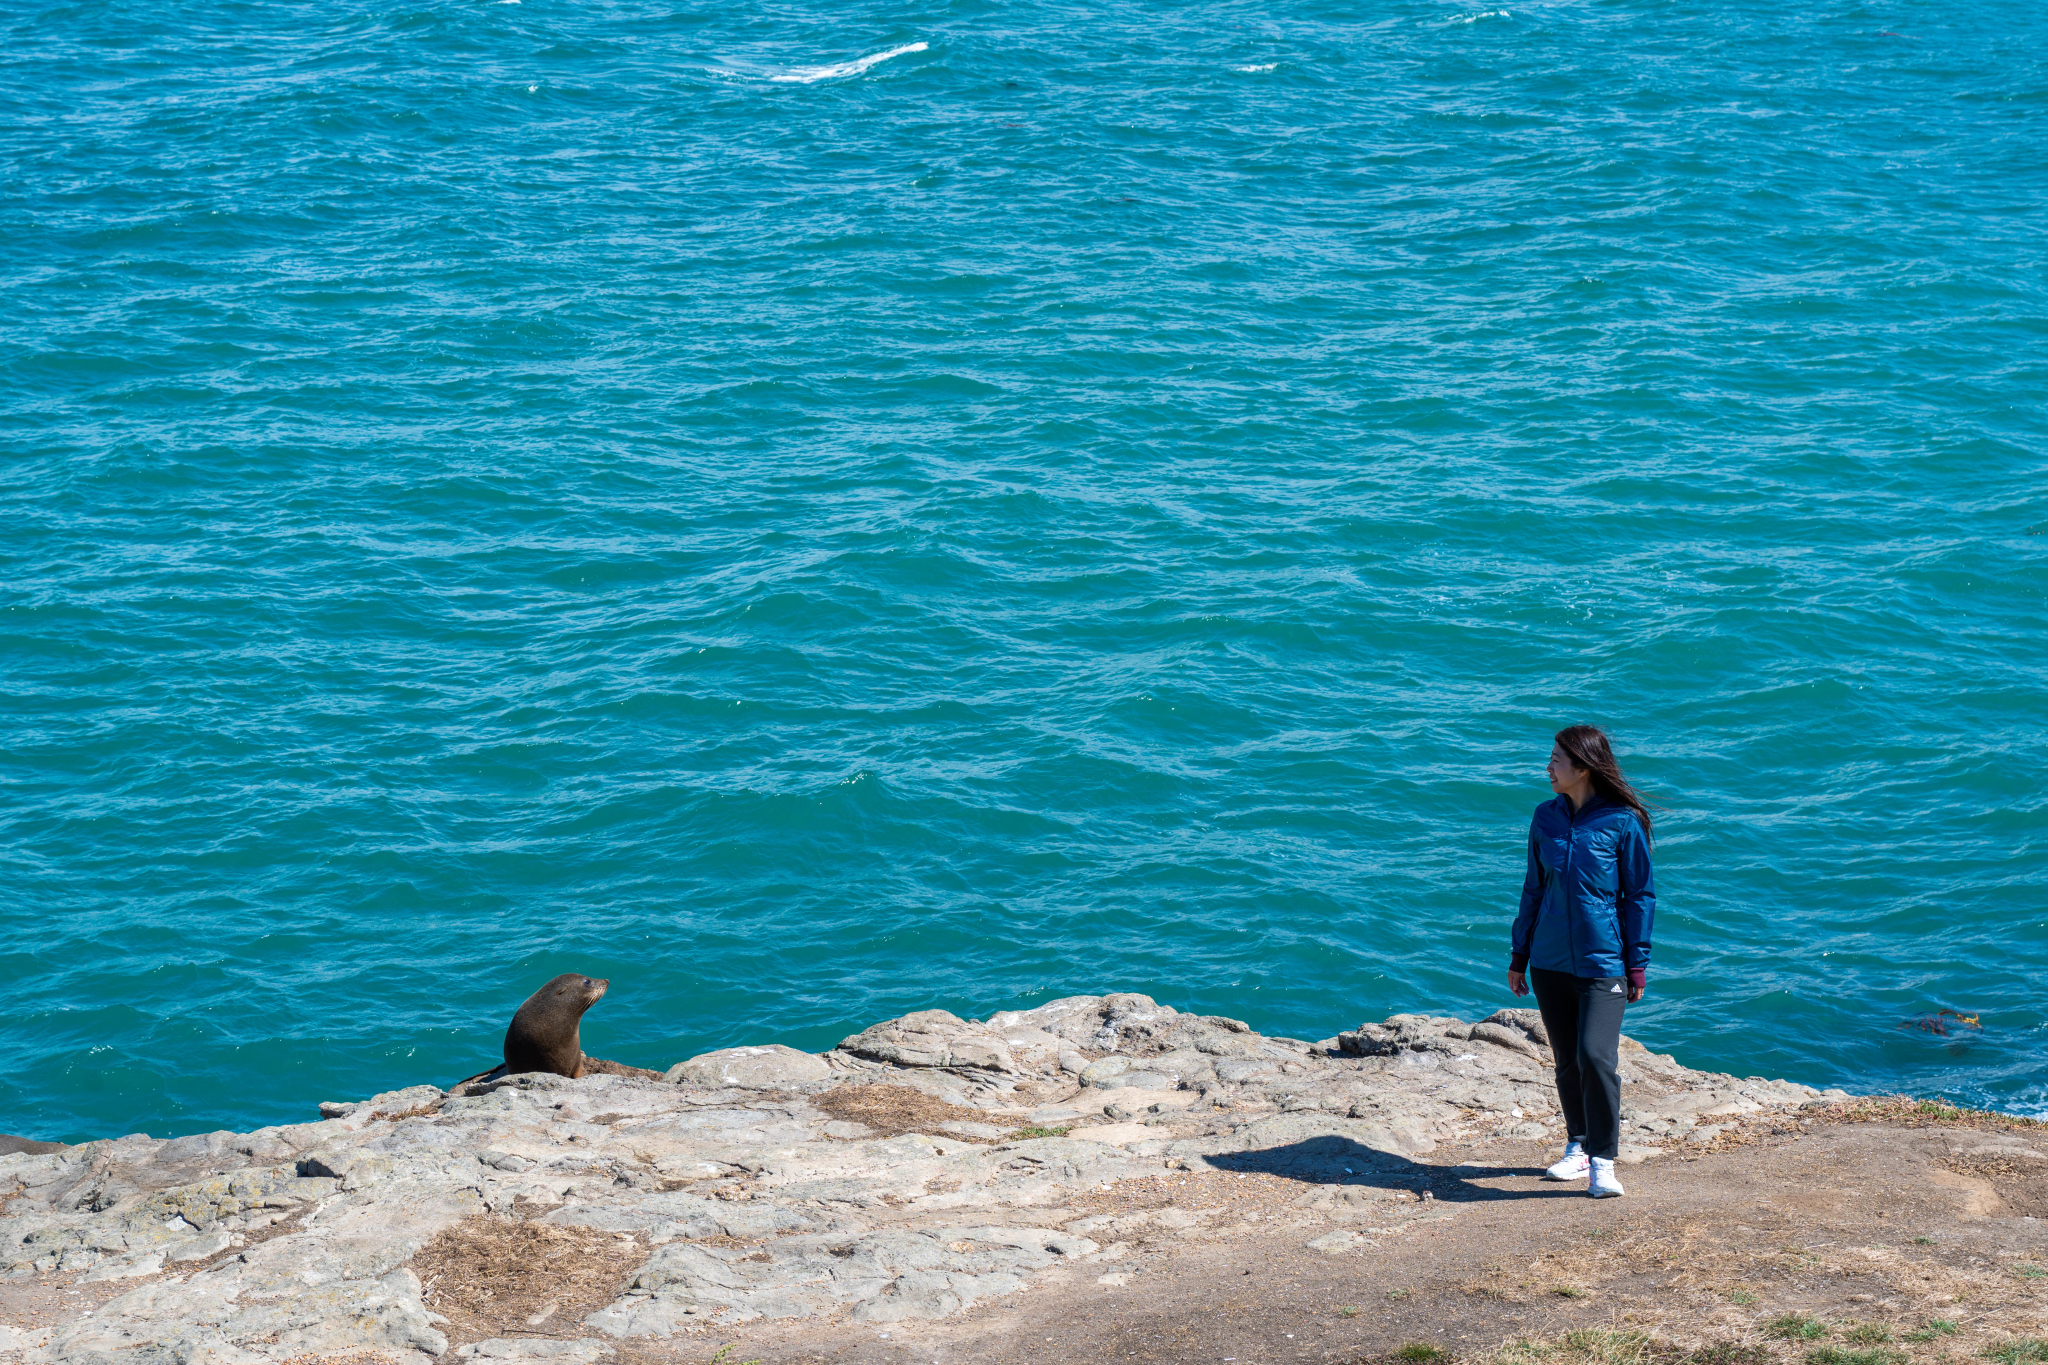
[1588,1156,1625,1198]
[1544,1140,1589,1181]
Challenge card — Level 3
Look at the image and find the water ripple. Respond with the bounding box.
[0,0,2043,1139]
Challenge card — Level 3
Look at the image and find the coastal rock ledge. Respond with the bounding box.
[0,994,1844,1363]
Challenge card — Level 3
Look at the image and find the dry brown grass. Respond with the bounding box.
[278,1351,403,1365]
[1467,1203,2046,1364]
[1826,1099,2045,1134]
[409,1216,648,1348]
[578,1057,664,1081]
[812,1084,997,1141]
[1622,1097,2045,1163]
[1355,1332,1778,1365]
[368,1102,441,1122]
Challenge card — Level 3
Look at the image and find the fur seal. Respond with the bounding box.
[506,972,609,1076]
[0,1134,67,1156]
[452,973,661,1088]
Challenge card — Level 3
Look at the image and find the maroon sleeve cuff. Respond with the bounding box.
[1510,953,1529,973]
[1627,968,1646,991]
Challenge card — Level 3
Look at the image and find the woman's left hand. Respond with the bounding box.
[1626,980,1645,1003]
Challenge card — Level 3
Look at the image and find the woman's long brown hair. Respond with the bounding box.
[1554,724,1654,842]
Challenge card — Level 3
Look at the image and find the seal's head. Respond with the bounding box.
[503,973,611,1078]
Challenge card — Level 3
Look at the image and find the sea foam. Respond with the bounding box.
[770,41,927,83]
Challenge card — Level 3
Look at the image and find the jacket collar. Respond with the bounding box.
[1553,790,1614,821]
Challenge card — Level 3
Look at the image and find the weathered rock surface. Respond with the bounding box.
[663,1045,833,1091]
[0,993,1846,1364]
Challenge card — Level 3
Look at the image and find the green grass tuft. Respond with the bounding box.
[1396,1344,1450,1363]
[1767,1315,1829,1341]
[1805,1348,1904,1365]
[1006,1125,1070,1140]
[1980,1342,2048,1365]
[1845,1325,1892,1345]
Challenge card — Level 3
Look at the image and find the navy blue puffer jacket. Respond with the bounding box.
[1509,793,1655,979]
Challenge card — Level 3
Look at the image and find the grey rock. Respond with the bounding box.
[1027,1107,1086,1125]
[1337,1025,1400,1057]
[666,1045,832,1090]
[1192,1032,1261,1057]
[839,1011,1017,1072]
[478,1149,535,1172]
[1100,1071,1173,1092]
[0,989,1796,1349]
[164,1231,243,1263]
[459,1340,616,1362]
[1483,1009,1550,1047]
[1214,1056,1278,1084]
[987,994,1182,1055]
[356,1085,448,1118]
[936,1120,1006,1140]
[1468,1023,1542,1058]
[78,1250,163,1281]
[592,1225,1095,1331]
[299,1147,397,1188]
[1141,1049,1217,1085]
[1078,1056,1130,1087]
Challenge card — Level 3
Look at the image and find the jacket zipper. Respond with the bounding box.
[1563,797,1579,971]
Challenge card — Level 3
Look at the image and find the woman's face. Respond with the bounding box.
[1547,742,1587,794]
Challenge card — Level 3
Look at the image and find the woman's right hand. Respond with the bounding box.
[1508,969,1528,997]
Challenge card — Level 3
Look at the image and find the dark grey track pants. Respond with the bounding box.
[1529,967,1628,1161]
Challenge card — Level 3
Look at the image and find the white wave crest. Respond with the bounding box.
[1233,63,1278,72]
[1449,9,1510,22]
[770,41,928,84]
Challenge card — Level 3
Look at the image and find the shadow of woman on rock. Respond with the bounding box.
[1203,1134,1578,1202]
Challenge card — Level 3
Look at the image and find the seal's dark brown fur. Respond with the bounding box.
[506,972,609,1076]
[449,973,664,1089]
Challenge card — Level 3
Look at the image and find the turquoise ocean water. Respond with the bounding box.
[3,0,2045,1143]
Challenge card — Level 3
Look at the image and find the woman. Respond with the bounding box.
[1507,725,1656,1199]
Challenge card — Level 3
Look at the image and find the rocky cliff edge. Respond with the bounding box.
[0,993,1847,1364]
